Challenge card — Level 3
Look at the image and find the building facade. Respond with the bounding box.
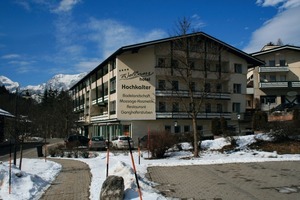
[70,32,263,143]
[247,45,300,113]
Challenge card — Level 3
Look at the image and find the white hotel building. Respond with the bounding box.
[70,32,263,143]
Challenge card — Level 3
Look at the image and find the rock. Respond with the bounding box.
[100,175,124,200]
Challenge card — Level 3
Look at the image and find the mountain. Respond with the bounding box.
[0,75,19,91]
[0,73,86,94]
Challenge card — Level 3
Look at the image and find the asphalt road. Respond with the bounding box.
[147,161,300,200]
[0,138,64,162]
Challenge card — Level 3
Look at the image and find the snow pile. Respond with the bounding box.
[0,159,61,200]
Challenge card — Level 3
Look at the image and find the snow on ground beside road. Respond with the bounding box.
[0,134,299,200]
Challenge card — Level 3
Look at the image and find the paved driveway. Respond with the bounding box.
[147,161,300,200]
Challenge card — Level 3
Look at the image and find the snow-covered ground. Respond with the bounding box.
[1,134,299,200]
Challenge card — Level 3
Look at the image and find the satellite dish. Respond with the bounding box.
[287,91,297,97]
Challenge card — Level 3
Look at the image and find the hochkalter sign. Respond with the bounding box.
[117,67,156,120]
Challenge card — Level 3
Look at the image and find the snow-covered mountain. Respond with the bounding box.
[0,73,86,94]
[0,75,19,91]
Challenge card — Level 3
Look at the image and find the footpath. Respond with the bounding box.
[39,158,91,200]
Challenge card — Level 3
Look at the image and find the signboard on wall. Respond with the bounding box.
[117,67,156,120]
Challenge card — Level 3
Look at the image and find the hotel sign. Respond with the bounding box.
[117,68,156,120]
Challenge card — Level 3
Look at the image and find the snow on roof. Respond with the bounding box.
[0,108,14,118]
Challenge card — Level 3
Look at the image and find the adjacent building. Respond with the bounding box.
[70,32,263,143]
[247,45,300,113]
[0,108,14,143]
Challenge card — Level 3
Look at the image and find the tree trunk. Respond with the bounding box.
[192,116,199,157]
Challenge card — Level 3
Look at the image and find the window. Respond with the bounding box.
[260,96,276,104]
[110,101,116,114]
[217,104,223,113]
[205,103,211,113]
[216,83,222,93]
[216,64,221,72]
[172,102,179,112]
[110,78,116,93]
[159,102,166,112]
[247,100,251,107]
[189,103,194,112]
[158,80,165,90]
[189,61,195,69]
[279,59,286,66]
[110,60,116,71]
[174,126,181,133]
[172,81,179,91]
[233,84,242,93]
[172,59,179,68]
[165,126,171,132]
[184,125,190,133]
[103,82,108,96]
[157,58,166,67]
[232,103,241,113]
[197,125,203,136]
[204,83,211,92]
[234,63,242,73]
[260,75,267,82]
[270,75,276,81]
[206,63,210,71]
[280,75,286,81]
[269,60,275,67]
[190,82,196,91]
[103,65,108,75]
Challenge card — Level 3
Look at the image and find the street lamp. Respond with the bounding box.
[237,114,241,135]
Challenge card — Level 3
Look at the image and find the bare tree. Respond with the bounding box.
[157,17,228,157]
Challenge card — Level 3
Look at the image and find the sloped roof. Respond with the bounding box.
[0,108,14,118]
[71,32,264,89]
[252,45,300,56]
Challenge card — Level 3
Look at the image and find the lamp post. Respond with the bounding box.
[237,114,241,135]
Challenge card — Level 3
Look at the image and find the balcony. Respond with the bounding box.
[259,81,300,88]
[73,104,85,112]
[156,111,231,119]
[156,90,230,100]
[259,82,288,88]
[92,95,108,106]
[91,112,109,122]
[259,66,289,73]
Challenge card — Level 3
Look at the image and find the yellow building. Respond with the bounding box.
[247,45,300,113]
[70,32,263,143]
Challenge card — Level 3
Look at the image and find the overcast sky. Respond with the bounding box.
[0,0,299,86]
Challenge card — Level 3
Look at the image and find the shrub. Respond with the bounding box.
[252,111,268,131]
[268,121,299,142]
[211,117,227,136]
[148,131,176,158]
[48,146,57,157]
[81,150,89,158]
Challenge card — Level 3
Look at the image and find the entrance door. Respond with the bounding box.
[123,125,131,136]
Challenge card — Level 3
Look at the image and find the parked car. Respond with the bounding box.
[111,136,134,149]
[89,136,106,150]
[65,135,90,149]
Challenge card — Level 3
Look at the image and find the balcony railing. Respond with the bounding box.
[156,111,231,119]
[156,90,230,99]
[259,66,289,73]
[92,95,108,106]
[259,81,300,88]
[73,104,85,112]
[91,112,109,122]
